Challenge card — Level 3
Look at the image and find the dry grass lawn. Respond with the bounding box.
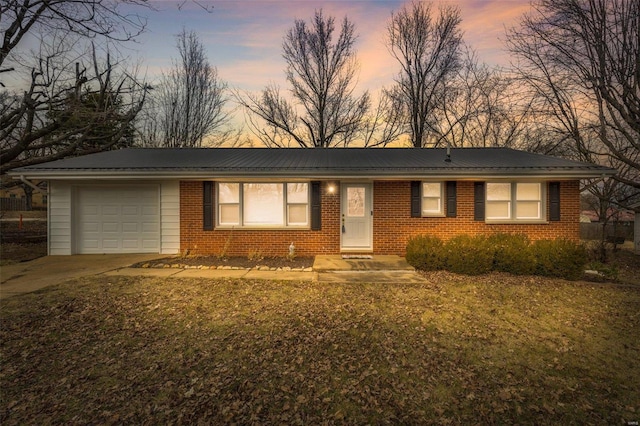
[1,274,639,424]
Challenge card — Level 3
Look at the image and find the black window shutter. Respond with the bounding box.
[411,181,421,217]
[549,181,561,221]
[311,181,321,231]
[474,182,485,221]
[446,181,457,218]
[203,181,214,230]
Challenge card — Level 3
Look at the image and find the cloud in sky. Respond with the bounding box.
[131,0,531,93]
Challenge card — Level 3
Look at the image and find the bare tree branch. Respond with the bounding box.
[387,1,463,147]
[152,29,230,148]
[238,10,370,148]
[507,0,640,195]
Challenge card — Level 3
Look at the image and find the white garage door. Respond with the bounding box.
[76,186,160,254]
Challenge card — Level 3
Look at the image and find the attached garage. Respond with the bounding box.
[75,186,160,254]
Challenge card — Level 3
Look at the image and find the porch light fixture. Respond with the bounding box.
[327,183,336,194]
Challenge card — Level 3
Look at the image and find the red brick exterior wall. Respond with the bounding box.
[373,180,580,255]
[180,181,341,256]
[180,180,580,256]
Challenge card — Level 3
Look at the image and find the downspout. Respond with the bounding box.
[19,176,47,194]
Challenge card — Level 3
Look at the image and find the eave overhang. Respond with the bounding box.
[10,167,617,181]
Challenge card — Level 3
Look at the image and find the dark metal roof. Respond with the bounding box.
[10,147,616,179]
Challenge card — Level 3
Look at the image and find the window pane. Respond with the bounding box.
[288,204,308,225]
[219,204,239,225]
[287,183,308,204]
[487,183,511,201]
[517,183,541,201]
[422,182,441,197]
[486,201,511,219]
[219,183,239,203]
[516,201,541,219]
[422,198,441,214]
[347,187,365,217]
[243,183,284,225]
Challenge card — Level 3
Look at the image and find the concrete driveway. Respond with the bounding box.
[0,254,163,299]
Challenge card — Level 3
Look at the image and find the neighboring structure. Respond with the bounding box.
[0,181,47,210]
[8,148,615,256]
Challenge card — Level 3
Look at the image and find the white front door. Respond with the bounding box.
[341,183,373,250]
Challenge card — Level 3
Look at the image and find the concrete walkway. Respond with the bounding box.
[1,254,425,299]
[103,267,316,282]
[313,255,427,284]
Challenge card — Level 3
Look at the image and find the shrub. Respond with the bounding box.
[444,235,494,275]
[405,235,445,271]
[531,239,587,280]
[488,233,536,275]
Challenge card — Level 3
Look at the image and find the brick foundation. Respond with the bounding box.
[180,180,580,256]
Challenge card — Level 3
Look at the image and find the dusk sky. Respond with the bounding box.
[126,0,532,92]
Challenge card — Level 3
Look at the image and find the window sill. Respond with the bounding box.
[215,225,310,230]
[485,220,548,225]
[421,213,446,218]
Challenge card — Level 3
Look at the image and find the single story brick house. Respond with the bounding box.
[9,148,615,256]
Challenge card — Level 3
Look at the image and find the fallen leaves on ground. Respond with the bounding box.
[1,275,639,424]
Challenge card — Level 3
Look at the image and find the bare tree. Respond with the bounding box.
[387,1,463,147]
[426,50,535,149]
[1,0,150,183]
[507,0,640,193]
[156,29,230,148]
[238,10,370,148]
[1,0,147,73]
[0,38,148,176]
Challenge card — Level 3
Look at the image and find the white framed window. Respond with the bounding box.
[287,183,309,225]
[486,182,544,221]
[516,183,541,219]
[216,182,309,228]
[486,183,512,219]
[422,182,444,216]
[218,183,240,225]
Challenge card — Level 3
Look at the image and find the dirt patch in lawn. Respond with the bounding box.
[0,219,47,265]
[1,275,638,424]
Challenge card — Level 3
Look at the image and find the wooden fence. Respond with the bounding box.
[580,222,634,241]
[0,198,27,211]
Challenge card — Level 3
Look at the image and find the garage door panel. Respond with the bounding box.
[122,222,139,232]
[81,205,99,215]
[83,239,99,249]
[122,239,139,249]
[82,222,100,232]
[122,206,139,215]
[76,186,159,254]
[142,239,159,249]
[102,222,119,232]
[102,205,119,215]
[102,239,119,249]
[142,206,158,215]
[141,223,157,232]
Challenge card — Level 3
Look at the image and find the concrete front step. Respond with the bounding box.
[313,255,415,272]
